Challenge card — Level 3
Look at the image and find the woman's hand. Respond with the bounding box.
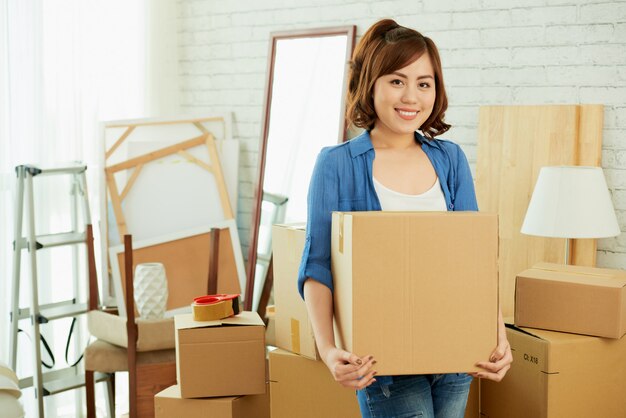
[472,334,512,382]
[322,346,377,390]
[471,308,513,382]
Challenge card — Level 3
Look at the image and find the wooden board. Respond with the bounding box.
[475,105,603,316]
[136,361,176,418]
[570,105,604,266]
[110,222,244,318]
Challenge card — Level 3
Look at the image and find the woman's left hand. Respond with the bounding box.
[471,334,512,382]
[471,309,513,382]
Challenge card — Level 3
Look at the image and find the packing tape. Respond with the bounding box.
[192,294,240,322]
[290,318,301,353]
[534,263,617,279]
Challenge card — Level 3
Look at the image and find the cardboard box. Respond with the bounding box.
[269,348,361,418]
[515,262,626,338]
[155,384,269,418]
[272,224,320,360]
[331,212,498,375]
[175,311,266,398]
[481,322,626,417]
[265,305,276,347]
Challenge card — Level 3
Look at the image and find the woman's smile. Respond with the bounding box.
[395,108,419,120]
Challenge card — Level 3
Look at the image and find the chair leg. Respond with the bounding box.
[129,368,137,418]
[111,373,115,403]
[85,370,96,418]
[104,373,115,418]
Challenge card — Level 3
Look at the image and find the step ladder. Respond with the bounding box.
[8,163,110,417]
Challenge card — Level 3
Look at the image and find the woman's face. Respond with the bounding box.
[372,52,436,137]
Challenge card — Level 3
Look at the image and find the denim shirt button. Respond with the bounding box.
[449,203,454,210]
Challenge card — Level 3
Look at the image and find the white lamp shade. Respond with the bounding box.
[521,166,620,239]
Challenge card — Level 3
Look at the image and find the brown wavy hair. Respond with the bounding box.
[346,19,450,139]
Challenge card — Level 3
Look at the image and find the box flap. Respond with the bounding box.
[155,384,240,402]
[273,222,306,231]
[335,211,497,219]
[523,263,626,288]
[507,319,602,344]
[175,311,264,331]
[505,322,542,339]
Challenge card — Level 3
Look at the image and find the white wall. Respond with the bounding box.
[145,0,181,116]
[176,0,626,269]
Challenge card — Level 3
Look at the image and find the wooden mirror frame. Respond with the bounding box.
[244,25,356,311]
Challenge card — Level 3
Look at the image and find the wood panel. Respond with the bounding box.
[136,361,177,418]
[116,230,240,314]
[475,105,603,316]
[570,105,604,266]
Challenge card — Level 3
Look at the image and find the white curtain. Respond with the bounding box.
[0,0,161,416]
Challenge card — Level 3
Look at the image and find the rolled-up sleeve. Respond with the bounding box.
[452,144,479,212]
[297,147,339,299]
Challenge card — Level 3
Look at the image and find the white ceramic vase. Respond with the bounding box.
[134,263,168,320]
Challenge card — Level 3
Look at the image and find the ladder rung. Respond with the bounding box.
[43,372,109,396]
[41,302,89,322]
[16,300,88,322]
[22,164,87,176]
[16,300,72,320]
[43,374,80,396]
[19,367,109,394]
[19,366,75,389]
[36,232,85,249]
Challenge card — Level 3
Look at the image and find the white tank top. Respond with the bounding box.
[373,177,447,211]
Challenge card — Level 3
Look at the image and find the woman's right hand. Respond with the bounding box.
[302,280,376,389]
[322,346,377,390]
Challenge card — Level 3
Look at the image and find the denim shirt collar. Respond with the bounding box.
[347,129,455,211]
[347,130,438,158]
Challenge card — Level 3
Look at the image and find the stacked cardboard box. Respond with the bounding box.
[154,311,269,417]
[480,263,626,417]
[271,224,361,417]
[272,224,319,360]
[272,212,499,418]
[265,305,276,347]
[155,384,269,417]
[269,348,361,418]
[514,263,626,338]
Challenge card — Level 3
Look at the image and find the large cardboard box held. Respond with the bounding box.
[331,212,498,375]
[154,384,269,418]
[269,348,361,418]
[175,311,266,398]
[272,224,320,360]
[481,322,626,417]
[515,262,626,338]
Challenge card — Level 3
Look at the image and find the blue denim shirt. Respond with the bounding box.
[297,129,478,299]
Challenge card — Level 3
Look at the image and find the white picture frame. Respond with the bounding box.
[99,113,239,307]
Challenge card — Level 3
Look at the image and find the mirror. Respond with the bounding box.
[245,26,356,312]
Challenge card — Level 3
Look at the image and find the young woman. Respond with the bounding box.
[297,19,512,418]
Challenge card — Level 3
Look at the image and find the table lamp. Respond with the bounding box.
[521,166,620,264]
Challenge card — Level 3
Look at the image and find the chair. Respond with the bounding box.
[84,232,176,418]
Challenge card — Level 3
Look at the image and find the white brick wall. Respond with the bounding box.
[177,0,626,268]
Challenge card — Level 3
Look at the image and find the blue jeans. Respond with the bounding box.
[357,374,473,418]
